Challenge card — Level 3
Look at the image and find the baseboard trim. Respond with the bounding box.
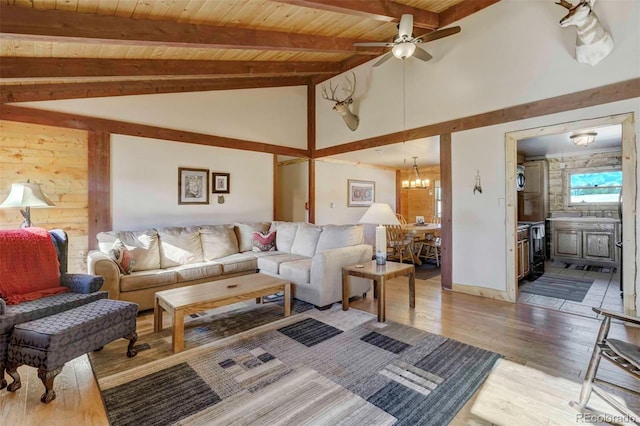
[451,283,515,303]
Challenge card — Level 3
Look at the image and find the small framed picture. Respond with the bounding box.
[178,167,209,205]
[347,179,375,207]
[212,172,230,194]
[416,216,425,225]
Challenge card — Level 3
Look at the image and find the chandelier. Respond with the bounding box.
[402,157,430,189]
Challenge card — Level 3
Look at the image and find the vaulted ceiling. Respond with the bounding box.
[0,0,498,102]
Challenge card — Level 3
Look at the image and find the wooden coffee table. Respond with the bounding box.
[342,260,415,322]
[154,273,291,353]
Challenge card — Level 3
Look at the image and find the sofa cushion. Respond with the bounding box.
[274,222,299,253]
[235,222,271,252]
[157,226,203,268]
[257,253,307,275]
[247,250,285,258]
[97,229,161,272]
[200,225,239,260]
[0,291,108,335]
[0,228,68,305]
[212,253,257,275]
[253,230,277,252]
[290,224,322,257]
[315,224,364,253]
[109,239,135,274]
[279,259,312,285]
[119,269,177,292]
[168,262,223,283]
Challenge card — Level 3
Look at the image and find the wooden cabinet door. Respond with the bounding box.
[517,240,524,279]
[555,230,582,258]
[522,239,530,276]
[523,162,543,193]
[583,231,615,261]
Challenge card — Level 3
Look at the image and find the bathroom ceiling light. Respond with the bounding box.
[570,131,597,147]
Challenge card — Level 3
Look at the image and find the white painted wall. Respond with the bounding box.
[277,161,309,222]
[19,86,308,149]
[451,98,639,293]
[111,134,273,230]
[314,161,396,226]
[316,0,639,148]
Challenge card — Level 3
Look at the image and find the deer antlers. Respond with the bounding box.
[321,72,356,103]
[555,0,574,9]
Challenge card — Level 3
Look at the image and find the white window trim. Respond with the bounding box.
[565,165,622,207]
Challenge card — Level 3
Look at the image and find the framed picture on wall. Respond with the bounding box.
[178,167,209,204]
[212,172,230,194]
[347,179,375,207]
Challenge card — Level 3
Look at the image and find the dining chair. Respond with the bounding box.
[570,308,640,422]
[395,213,408,225]
[386,225,413,264]
[418,233,441,267]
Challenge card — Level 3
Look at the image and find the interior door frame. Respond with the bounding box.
[505,113,637,316]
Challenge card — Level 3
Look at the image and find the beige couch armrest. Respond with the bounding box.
[87,250,121,300]
[310,244,373,306]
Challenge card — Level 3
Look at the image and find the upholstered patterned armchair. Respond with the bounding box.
[0,229,107,389]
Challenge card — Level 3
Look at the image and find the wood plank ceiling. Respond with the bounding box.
[0,0,499,101]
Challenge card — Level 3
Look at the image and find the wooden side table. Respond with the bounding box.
[342,260,415,322]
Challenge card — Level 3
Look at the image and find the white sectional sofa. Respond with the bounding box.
[88,221,372,311]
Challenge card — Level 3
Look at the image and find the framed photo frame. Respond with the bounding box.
[178,167,209,205]
[347,179,375,207]
[212,172,230,194]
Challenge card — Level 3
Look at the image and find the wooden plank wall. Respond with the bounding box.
[399,165,441,223]
[0,120,89,273]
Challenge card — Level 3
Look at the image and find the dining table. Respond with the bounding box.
[399,223,441,265]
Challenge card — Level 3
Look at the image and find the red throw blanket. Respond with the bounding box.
[0,227,68,305]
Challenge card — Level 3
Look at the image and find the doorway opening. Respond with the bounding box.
[505,113,637,317]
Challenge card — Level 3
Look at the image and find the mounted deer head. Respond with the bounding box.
[556,0,613,66]
[321,72,360,131]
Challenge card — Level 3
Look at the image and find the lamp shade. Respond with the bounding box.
[0,182,55,208]
[359,203,400,225]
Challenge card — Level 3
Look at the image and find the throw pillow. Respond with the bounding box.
[109,240,136,274]
[252,231,277,252]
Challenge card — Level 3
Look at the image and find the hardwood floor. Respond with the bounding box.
[2,275,638,425]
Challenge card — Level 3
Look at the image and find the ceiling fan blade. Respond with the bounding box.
[372,52,394,67]
[398,14,413,40]
[414,26,461,44]
[353,42,395,47]
[412,46,433,62]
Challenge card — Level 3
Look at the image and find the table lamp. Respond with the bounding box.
[0,181,55,228]
[359,203,400,265]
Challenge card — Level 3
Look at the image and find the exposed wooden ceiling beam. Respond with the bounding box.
[1,58,342,79]
[0,5,382,56]
[273,0,439,29]
[439,0,501,27]
[1,76,311,103]
[0,104,311,158]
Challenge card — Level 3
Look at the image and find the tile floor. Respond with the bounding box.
[517,261,623,318]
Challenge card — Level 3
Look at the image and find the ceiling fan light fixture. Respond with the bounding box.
[570,131,597,147]
[392,42,416,60]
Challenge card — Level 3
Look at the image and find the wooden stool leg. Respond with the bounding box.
[6,362,21,392]
[125,331,138,358]
[38,366,63,403]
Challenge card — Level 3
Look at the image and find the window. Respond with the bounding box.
[434,180,442,218]
[568,169,622,205]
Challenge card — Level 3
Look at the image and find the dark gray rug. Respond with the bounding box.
[551,261,617,274]
[92,307,501,426]
[520,274,594,302]
[415,262,441,281]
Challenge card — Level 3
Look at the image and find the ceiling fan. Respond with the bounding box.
[353,14,461,67]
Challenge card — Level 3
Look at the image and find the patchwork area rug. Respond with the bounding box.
[520,274,594,302]
[551,261,617,274]
[90,305,501,426]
